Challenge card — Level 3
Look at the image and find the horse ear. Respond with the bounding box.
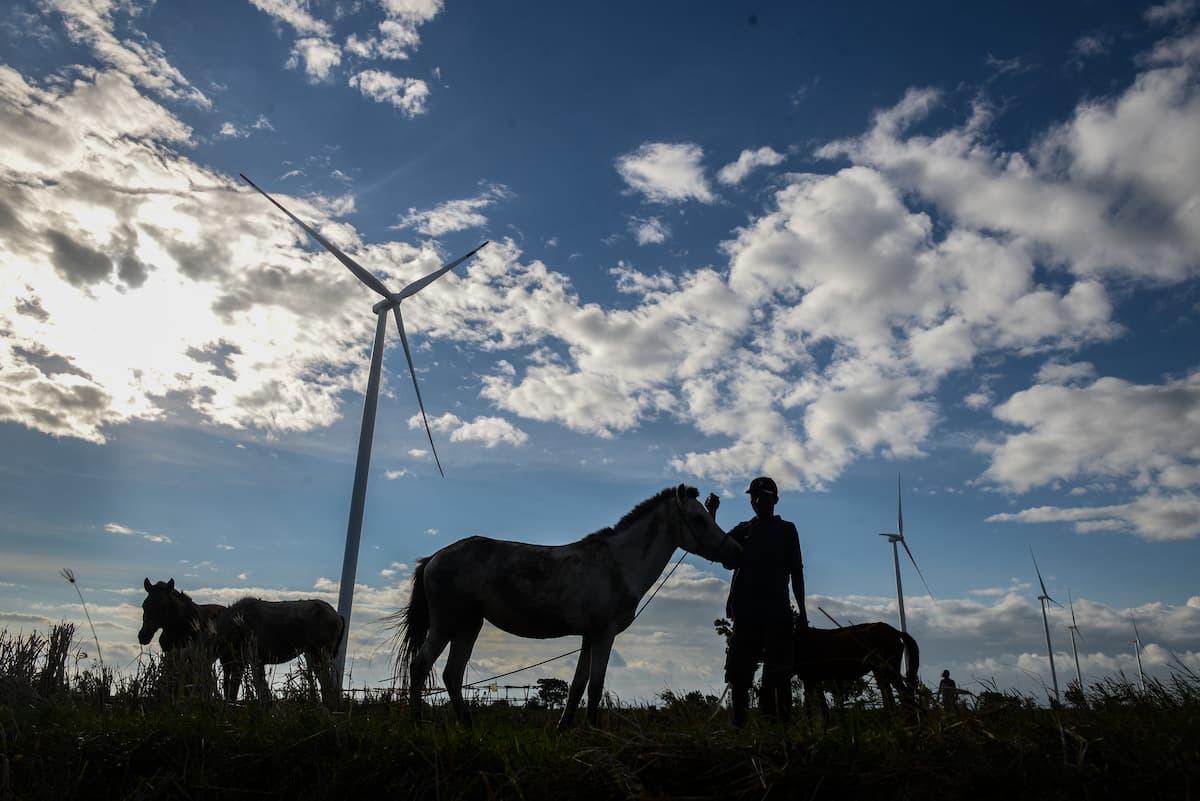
[167,578,175,590]
[686,486,699,499]
[144,577,152,592]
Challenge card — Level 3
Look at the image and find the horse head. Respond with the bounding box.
[138,576,177,646]
[672,484,743,568]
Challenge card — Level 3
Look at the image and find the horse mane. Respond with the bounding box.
[581,486,689,544]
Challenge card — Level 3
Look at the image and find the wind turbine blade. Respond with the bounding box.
[240,173,395,301]
[897,474,903,538]
[397,242,490,300]
[1030,547,1051,598]
[900,538,935,601]
[1069,590,1081,635]
[392,305,445,478]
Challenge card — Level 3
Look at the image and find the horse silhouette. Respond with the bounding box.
[793,621,920,716]
[211,597,345,704]
[138,577,344,704]
[393,485,742,728]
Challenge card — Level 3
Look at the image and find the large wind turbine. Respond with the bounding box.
[1131,613,1147,691]
[1067,590,1083,694]
[1030,547,1062,704]
[878,475,934,637]
[241,174,489,687]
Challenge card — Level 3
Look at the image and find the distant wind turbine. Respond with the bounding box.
[878,475,935,637]
[241,174,489,687]
[1131,613,1147,691]
[1067,589,1083,693]
[878,475,933,676]
[1031,547,1062,704]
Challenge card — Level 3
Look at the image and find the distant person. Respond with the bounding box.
[938,669,958,708]
[707,476,807,726]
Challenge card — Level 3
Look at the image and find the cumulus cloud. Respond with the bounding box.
[288,37,342,82]
[396,183,512,236]
[615,142,715,203]
[349,69,429,115]
[0,64,455,443]
[817,37,1200,284]
[4,12,1198,523]
[413,412,529,448]
[40,0,210,107]
[717,146,786,185]
[628,216,670,245]
[980,371,1200,540]
[248,0,442,103]
[980,372,1200,494]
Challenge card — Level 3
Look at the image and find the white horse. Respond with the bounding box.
[393,485,742,728]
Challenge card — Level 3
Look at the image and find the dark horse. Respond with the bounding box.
[211,597,345,704]
[138,578,345,703]
[393,485,742,728]
[793,621,920,715]
[139,577,224,651]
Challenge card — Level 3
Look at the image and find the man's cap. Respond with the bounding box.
[941,670,950,678]
[745,476,778,498]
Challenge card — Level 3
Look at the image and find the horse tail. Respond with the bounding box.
[900,629,920,687]
[392,558,430,691]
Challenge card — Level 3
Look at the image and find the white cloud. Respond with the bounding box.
[1069,32,1111,68]
[615,142,715,204]
[41,0,210,107]
[817,42,1200,284]
[248,0,443,95]
[717,146,786,186]
[980,371,1200,540]
[412,412,529,448]
[288,37,342,82]
[629,216,670,245]
[981,372,1200,494]
[396,184,511,236]
[248,0,333,38]
[1145,0,1198,25]
[103,522,172,544]
[0,65,455,442]
[349,69,429,115]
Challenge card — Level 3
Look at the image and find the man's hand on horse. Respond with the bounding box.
[704,493,720,516]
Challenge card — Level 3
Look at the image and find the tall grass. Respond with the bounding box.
[1,623,1197,800]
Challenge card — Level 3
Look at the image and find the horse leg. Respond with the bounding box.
[584,631,616,727]
[442,618,483,725]
[556,636,592,731]
[875,668,896,710]
[252,660,270,702]
[307,650,339,706]
[221,658,241,702]
[409,629,449,717]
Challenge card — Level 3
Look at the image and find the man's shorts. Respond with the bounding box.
[724,620,794,685]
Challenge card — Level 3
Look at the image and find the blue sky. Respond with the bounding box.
[1,0,1198,705]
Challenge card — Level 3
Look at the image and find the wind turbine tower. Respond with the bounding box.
[878,475,934,637]
[242,174,489,688]
[1031,547,1062,705]
[1131,614,1147,691]
[1067,590,1083,693]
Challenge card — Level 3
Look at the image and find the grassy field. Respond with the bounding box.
[2,624,1197,800]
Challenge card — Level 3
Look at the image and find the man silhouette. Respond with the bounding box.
[707,477,807,726]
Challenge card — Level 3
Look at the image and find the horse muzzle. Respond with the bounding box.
[137,628,154,646]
